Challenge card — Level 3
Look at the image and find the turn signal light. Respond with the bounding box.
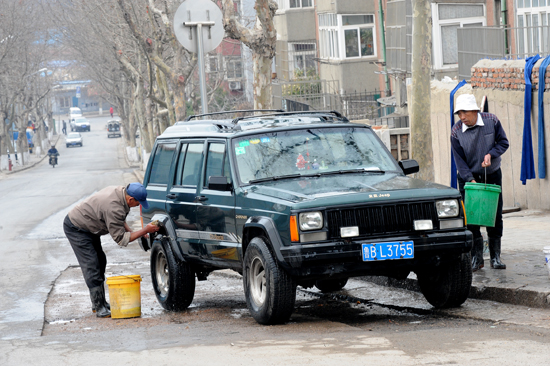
[290,215,299,242]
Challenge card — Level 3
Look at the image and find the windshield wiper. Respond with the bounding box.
[248,174,302,184]
[312,168,385,177]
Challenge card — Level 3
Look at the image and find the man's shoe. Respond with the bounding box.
[90,286,111,318]
[471,237,485,272]
[489,237,506,269]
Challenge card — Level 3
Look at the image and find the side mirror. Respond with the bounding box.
[398,159,419,175]
[208,176,232,191]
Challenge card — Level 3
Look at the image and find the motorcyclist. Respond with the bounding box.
[48,145,59,156]
[48,145,59,166]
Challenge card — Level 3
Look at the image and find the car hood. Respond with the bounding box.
[75,121,89,125]
[245,173,459,208]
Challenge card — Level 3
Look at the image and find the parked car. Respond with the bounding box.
[71,117,90,132]
[107,120,121,138]
[140,111,473,325]
[66,132,83,147]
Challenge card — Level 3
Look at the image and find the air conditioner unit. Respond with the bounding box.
[229,81,242,90]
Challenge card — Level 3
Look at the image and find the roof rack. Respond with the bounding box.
[184,109,284,122]
[231,110,348,124]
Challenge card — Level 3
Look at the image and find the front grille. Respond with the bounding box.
[326,201,438,239]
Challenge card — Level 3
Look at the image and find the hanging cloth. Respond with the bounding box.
[449,79,467,188]
[521,55,541,185]
[537,55,550,179]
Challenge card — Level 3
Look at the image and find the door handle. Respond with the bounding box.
[195,196,208,202]
[166,193,177,199]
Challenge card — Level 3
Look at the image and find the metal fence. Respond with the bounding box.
[275,80,394,121]
[457,25,550,80]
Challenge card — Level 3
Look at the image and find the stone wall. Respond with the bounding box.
[428,58,550,210]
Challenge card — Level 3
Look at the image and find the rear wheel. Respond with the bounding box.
[150,240,195,311]
[417,253,472,308]
[243,237,296,325]
[315,278,348,293]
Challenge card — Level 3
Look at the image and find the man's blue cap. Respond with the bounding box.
[127,183,149,209]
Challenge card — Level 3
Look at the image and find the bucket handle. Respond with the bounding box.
[119,275,140,282]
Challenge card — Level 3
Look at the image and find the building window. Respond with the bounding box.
[277,0,313,10]
[59,96,70,108]
[319,14,375,60]
[516,0,550,56]
[289,42,317,77]
[207,56,219,73]
[226,57,242,79]
[290,0,312,8]
[432,3,485,68]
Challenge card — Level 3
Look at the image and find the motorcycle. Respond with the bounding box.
[49,153,59,168]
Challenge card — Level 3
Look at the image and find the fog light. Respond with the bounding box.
[414,220,433,231]
[340,226,359,238]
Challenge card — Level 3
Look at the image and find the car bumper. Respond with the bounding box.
[278,230,473,279]
[75,126,89,131]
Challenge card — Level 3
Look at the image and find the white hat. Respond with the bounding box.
[454,94,480,114]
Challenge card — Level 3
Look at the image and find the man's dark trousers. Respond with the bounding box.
[63,215,106,289]
[457,168,503,239]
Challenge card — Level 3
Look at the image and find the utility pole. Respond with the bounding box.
[410,0,434,181]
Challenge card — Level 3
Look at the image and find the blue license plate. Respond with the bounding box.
[362,241,414,261]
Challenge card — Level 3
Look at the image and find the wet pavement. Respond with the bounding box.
[3,134,550,311]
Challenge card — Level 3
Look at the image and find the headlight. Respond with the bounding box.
[298,211,323,231]
[436,199,459,218]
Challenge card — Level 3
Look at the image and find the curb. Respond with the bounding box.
[360,274,550,309]
[3,135,61,175]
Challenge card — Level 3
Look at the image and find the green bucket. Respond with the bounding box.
[464,182,501,227]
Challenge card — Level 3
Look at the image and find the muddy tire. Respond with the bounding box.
[243,237,296,325]
[150,240,195,311]
[417,252,472,308]
[315,278,348,293]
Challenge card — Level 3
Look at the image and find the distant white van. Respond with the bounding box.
[69,107,82,121]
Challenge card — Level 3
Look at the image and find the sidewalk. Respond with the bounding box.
[0,134,61,176]
[363,209,550,309]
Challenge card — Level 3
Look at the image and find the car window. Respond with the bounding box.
[233,127,399,183]
[204,142,231,187]
[148,142,177,185]
[174,143,188,186]
[180,143,204,187]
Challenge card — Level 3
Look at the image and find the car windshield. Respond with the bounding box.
[75,118,87,123]
[233,126,399,184]
[67,133,80,138]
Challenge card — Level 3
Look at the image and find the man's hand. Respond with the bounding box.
[481,154,492,168]
[470,179,476,183]
[145,222,161,234]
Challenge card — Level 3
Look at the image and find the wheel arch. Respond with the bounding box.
[148,213,186,263]
[242,216,286,264]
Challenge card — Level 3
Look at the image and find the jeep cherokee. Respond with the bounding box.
[140,111,473,325]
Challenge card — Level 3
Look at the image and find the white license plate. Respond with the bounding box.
[362,241,414,262]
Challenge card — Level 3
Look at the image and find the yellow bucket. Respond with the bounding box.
[106,275,142,319]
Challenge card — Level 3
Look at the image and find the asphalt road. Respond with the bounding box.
[1,115,549,365]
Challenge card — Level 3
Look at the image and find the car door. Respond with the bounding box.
[143,140,178,223]
[196,141,238,269]
[165,140,206,261]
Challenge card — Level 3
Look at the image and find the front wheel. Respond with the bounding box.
[243,237,296,325]
[417,253,472,308]
[150,240,195,311]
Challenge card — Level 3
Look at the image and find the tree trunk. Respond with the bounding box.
[410,0,434,182]
[253,53,272,109]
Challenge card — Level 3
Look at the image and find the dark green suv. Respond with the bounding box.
[140,111,473,325]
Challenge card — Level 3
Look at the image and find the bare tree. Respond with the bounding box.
[222,0,277,109]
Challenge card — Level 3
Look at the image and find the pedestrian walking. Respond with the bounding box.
[62,120,67,135]
[109,106,114,118]
[451,94,509,271]
[63,183,160,317]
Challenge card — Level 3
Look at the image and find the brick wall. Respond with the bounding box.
[469,59,550,91]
